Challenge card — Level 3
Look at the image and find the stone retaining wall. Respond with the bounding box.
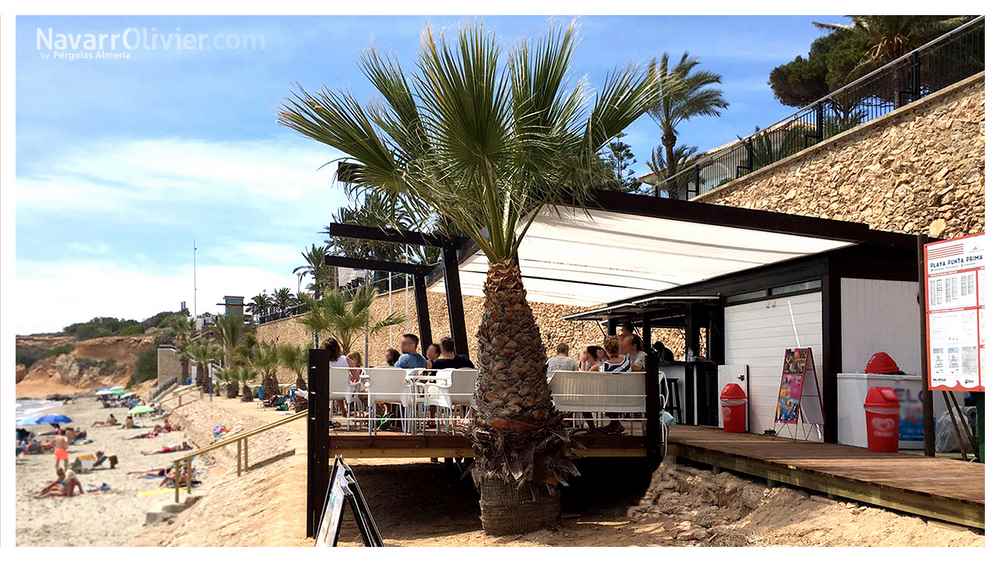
[697,74,985,240]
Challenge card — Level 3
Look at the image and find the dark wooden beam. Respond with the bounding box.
[917,234,935,456]
[412,275,433,354]
[821,263,841,445]
[442,247,469,357]
[306,348,331,538]
[328,222,466,249]
[324,255,432,276]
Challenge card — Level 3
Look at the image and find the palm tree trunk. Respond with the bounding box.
[471,260,567,535]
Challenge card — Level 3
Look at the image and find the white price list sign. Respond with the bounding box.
[924,234,986,391]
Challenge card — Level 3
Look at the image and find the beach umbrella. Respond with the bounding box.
[16,416,41,427]
[119,392,136,398]
[34,414,72,425]
[95,389,115,396]
[129,405,155,416]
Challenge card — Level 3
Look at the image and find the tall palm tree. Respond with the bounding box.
[279,24,653,534]
[278,343,309,390]
[296,295,329,349]
[294,244,337,298]
[814,16,969,75]
[645,52,728,198]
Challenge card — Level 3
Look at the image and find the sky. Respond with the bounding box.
[15,15,845,334]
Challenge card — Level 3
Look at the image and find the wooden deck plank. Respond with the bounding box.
[668,426,984,529]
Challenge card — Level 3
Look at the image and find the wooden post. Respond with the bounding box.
[174,460,180,504]
[442,247,469,357]
[236,439,242,476]
[413,274,433,354]
[187,459,193,494]
[243,438,249,471]
[645,352,663,464]
[307,348,331,538]
[917,234,935,456]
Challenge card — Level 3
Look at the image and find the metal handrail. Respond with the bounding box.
[654,16,985,194]
[171,409,308,502]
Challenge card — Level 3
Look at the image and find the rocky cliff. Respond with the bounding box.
[15,334,156,394]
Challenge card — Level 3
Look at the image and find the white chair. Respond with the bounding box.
[422,369,479,431]
[330,368,364,429]
[365,368,412,434]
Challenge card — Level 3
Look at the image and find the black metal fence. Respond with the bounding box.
[254,271,416,325]
[655,16,985,200]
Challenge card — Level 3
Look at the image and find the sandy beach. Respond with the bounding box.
[15,393,205,546]
[129,393,984,548]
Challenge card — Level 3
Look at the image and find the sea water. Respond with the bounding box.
[15,399,61,422]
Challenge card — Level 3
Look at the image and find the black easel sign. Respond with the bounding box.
[315,456,384,547]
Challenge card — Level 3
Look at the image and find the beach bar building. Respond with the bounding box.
[305,190,983,534]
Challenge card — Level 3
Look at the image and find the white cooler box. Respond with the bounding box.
[837,373,951,449]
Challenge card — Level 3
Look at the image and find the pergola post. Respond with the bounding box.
[442,247,469,357]
[413,274,433,355]
[306,348,330,538]
[645,351,663,464]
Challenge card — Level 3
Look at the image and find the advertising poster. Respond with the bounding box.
[775,348,815,423]
[925,234,986,391]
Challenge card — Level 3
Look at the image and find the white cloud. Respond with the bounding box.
[15,258,299,335]
[16,136,347,216]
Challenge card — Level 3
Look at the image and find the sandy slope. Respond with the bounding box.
[134,397,984,547]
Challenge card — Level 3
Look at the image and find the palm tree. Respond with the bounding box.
[252,341,282,400]
[647,144,700,198]
[271,288,295,317]
[247,293,272,323]
[297,295,330,349]
[279,23,653,534]
[321,286,404,357]
[294,244,337,298]
[278,343,309,390]
[186,340,221,393]
[213,313,245,369]
[645,52,728,198]
[163,314,195,383]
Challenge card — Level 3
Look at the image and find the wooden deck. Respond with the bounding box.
[329,431,647,459]
[666,425,985,529]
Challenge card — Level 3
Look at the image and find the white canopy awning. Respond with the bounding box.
[429,201,860,307]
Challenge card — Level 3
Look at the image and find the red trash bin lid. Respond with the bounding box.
[720,383,746,400]
[864,352,902,374]
[864,386,899,407]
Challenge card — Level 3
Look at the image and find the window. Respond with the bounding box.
[771,280,822,296]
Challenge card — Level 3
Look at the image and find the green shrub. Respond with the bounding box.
[119,325,145,336]
[15,344,74,368]
[130,346,158,387]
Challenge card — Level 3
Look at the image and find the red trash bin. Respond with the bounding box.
[720,383,747,433]
[864,387,900,452]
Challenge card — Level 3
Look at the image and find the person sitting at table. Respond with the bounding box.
[325,338,350,416]
[546,343,578,377]
[580,345,602,372]
[394,334,426,369]
[424,343,441,368]
[431,336,475,370]
[601,337,630,373]
[385,348,401,367]
[621,334,647,372]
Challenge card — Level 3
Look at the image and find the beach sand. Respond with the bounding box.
[131,394,984,548]
[15,394,205,546]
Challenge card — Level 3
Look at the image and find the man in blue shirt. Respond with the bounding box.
[394,333,427,369]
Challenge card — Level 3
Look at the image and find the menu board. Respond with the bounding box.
[925,234,986,392]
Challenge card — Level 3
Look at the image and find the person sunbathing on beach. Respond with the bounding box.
[141,442,193,455]
[92,414,119,427]
[129,467,170,478]
[123,415,136,429]
[160,466,201,488]
[36,469,84,498]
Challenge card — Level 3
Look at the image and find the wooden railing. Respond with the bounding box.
[170,409,308,503]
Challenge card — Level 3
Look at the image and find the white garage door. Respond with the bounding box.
[724,292,824,436]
